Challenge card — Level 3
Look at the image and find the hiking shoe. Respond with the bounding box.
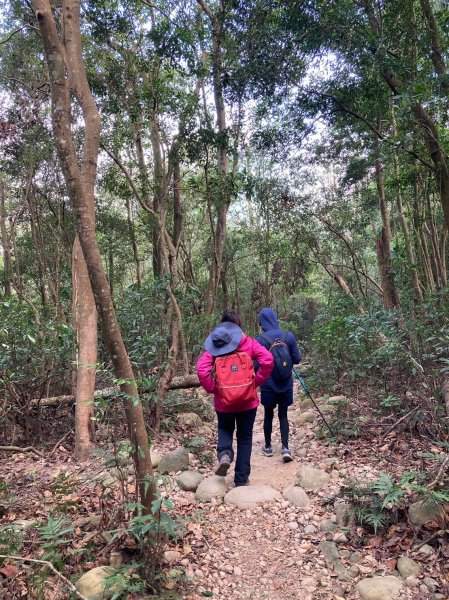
[261,445,273,457]
[215,454,231,476]
[282,447,293,463]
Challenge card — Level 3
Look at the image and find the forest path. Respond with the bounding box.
[181,388,427,600]
[184,402,362,600]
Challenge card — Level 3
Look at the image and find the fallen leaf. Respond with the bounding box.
[0,564,21,578]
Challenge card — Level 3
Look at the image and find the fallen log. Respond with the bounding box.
[31,374,201,408]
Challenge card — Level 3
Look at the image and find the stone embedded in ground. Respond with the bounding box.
[328,395,347,404]
[320,456,340,467]
[289,411,303,426]
[224,485,281,509]
[334,501,354,526]
[75,566,118,599]
[298,411,316,425]
[178,412,203,428]
[195,475,227,502]
[72,515,101,528]
[198,425,214,437]
[158,447,189,474]
[151,452,162,468]
[356,576,403,600]
[319,541,351,581]
[319,519,337,533]
[283,485,309,507]
[397,556,420,578]
[9,519,38,531]
[408,499,444,526]
[164,550,182,564]
[296,466,330,491]
[176,470,203,492]
[300,398,313,410]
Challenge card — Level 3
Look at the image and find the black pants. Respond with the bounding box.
[261,389,292,448]
[216,408,257,485]
[263,404,289,448]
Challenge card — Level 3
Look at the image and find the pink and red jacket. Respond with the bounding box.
[196,335,274,413]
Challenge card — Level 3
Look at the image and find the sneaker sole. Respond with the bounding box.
[261,451,273,457]
[215,462,230,477]
[282,455,293,463]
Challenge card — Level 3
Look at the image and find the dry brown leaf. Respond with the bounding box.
[0,564,21,578]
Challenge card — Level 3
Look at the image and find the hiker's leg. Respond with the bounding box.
[278,404,289,448]
[261,391,275,447]
[234,408,257,485]
[216,411,235,462]
[278,390,293,448]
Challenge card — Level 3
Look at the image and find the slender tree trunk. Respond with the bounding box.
[375,156,400,310]
[440,225,448,287]
[33,0,154,511]
[321,259,365,315]
[390,98,423,303]
[125,196,142,287]
[72,235,97,460]
[198,0,230,315]
[0,177,12,296]
[150,115,165,278]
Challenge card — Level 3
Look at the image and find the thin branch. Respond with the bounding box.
[0,445,44,458]
[381,406,420,440]
[0,28,25,45]
[100,144,152,214]
[0,555,89,600]
[428,454,449,489]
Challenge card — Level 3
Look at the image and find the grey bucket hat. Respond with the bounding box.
[204,321,243,357]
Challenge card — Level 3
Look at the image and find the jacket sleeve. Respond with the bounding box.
[196,351,216,394]
[252,339,274,387]
[288,332,301,365]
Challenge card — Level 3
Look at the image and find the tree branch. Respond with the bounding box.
[0,555,89,600]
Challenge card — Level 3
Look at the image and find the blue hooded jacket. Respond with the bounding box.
[256,308,301,393]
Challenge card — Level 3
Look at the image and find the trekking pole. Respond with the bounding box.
[292,367,335,437]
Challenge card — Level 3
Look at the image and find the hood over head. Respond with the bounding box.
[258,308,280,332]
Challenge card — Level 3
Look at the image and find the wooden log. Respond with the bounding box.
[31,375,201,409]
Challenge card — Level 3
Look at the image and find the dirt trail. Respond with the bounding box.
[183,407,358,600]
[181,402,429,600]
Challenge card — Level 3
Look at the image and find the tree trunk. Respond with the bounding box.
[321,259,365,315]
[33,0,154,511]
[390,98,423,304]
[125,196,142,288]
[0,177,12,296]
[375,157,400,310]
[72,235,97,460]
[198,0,230,315]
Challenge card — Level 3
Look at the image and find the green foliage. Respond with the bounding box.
[312,304,407,383]
[38,516,74,571]
[0,525,25,562]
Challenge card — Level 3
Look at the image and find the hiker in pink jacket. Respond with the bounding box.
[197,311,273,487]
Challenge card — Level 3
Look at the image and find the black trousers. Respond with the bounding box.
[216,408,257,485]
[261,389,292,448]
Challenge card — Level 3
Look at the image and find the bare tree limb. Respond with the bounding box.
[0,555,89,600]
[0,446,44,458]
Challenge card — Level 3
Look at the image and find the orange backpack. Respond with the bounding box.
[214,351,256,410]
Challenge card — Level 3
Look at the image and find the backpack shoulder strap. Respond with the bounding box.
[259,334,272,348]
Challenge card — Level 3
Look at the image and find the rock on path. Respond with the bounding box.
[224,484,281,509]
[356,576,403,600]
[158,446,189,474]
[296,465,330,491]
[195,475,227,502]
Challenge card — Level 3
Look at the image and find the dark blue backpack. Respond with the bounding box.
[261,332,293,382]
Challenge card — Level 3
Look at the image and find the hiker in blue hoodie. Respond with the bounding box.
[256,308,301,462]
